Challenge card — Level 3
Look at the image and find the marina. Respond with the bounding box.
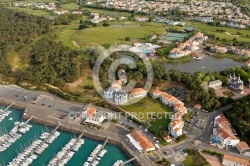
[0,105,134,166]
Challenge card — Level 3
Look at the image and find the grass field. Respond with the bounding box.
[73,22,165,48]
[148,118,171,142]
[185,21,250,42]
[120,97,172,120]
[60,3,79,10]
[7,7,52,16]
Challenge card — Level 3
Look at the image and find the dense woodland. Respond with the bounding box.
[0,7,51,74]
[0,8,81,87]
[15,38,81,86]
[224,95,250,145]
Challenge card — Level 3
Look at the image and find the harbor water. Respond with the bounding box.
[0,106,133,166]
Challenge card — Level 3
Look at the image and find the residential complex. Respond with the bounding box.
[150,88,187,138]
[210,46,227,54]
[126,131,155,152]
[236,141,250,156]
[222,154,250,166]
[102,0,249,24]
[211,113,250,155]
[169,32,207,58]
[210,45,250,57]
[104,70,147,105]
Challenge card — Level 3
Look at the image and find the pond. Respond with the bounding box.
[165,56,244,73]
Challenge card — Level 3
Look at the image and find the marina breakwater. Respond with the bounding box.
[0,100,141,166]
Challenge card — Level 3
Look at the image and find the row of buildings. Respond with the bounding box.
[211,114,250,157]
[169,32,208,59]
[89,12,116,24]
[150,88,187,138]
[104,69,147,105]
[210,45,250,56]
[101,0,249,23]
[12,2,56,11]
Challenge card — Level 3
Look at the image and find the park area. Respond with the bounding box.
[120,97,172,120]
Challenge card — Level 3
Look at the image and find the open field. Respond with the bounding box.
[81,6,131,16]
[73,22,165,48]
[120,97,172,120]
[185,21,250,42]
[7,7,52,16]
[60,3,79,10]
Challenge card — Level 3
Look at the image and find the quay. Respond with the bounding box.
[0,85,150,166]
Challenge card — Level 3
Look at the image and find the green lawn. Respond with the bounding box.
[73,22,165,48]
[185,21,250,43]
[60,3,79,10]
[212,52,250,61]
[183,149,210,166]
[148,118,170,140]
[120,97,172,120]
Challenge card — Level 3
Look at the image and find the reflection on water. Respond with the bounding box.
[165,56,244,73]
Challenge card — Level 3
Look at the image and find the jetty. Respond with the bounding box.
[48,131,84,166]
[122,157,137,166]
[0,103,15,122]
[3,102,15,112]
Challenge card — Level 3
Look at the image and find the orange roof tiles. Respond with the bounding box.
[223,154,250,165]
[128,88,147,94]
[111,80,122,88]
[237,141,250,151]
[87,107,97,117]
[130,131,155,151]
[150,88,162,94]
[217,128,239,140]
[164,136,172,142]
[194,104,201,109]
[174,127,180,133]
[161,92,173,100]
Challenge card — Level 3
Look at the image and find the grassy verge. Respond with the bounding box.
[211,53,250,61]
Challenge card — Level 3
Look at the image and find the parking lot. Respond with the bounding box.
[184,111,207,138]
[166,87,186,101]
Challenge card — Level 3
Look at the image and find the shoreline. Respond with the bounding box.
[0,100,141,166]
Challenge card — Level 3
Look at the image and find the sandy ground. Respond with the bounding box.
[199,151,222,166]
[71,40,80,48]
[215,86,250,99]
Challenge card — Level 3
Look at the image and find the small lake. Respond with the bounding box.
[165,56,245,73]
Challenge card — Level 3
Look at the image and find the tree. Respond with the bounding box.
[125,37,131,41]
[102,22,110,27]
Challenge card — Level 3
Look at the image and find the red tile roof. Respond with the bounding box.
[130,131,155,151]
